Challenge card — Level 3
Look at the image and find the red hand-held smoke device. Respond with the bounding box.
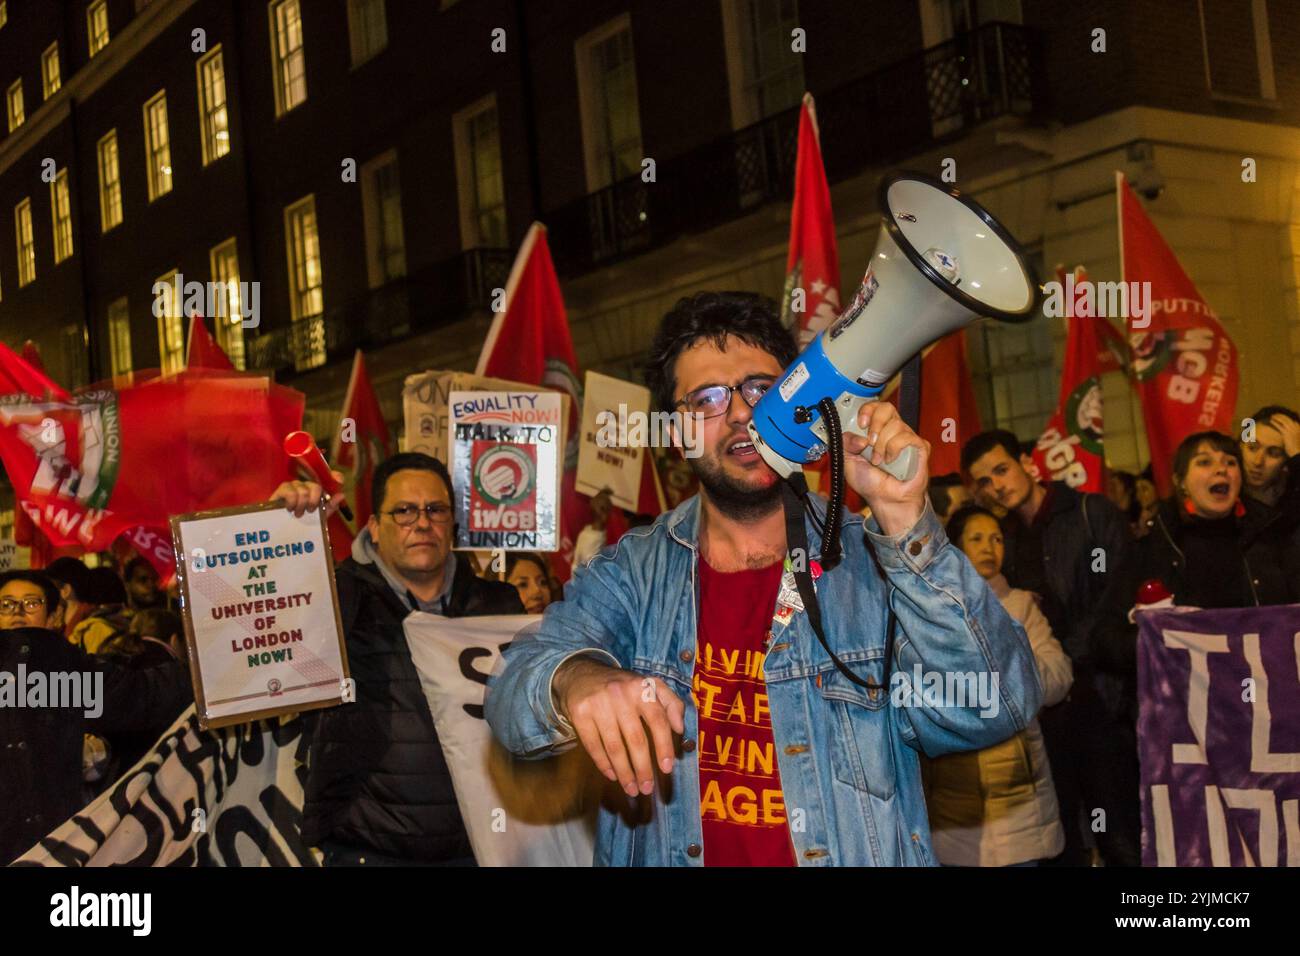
[283,430,353,522]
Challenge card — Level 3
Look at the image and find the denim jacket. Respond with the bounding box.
[485,494,1042,866]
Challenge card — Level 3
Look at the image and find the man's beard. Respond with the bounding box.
[690,452,784,522]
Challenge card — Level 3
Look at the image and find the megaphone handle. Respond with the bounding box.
[840,408,919,483]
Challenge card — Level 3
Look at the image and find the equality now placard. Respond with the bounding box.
[1138,604,1300,866]
[448,390,562,552]
[171,502,349,729]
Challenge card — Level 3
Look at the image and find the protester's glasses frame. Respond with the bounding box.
[0,596,48,615]
[383,503,454,527]
[674,375,777,419]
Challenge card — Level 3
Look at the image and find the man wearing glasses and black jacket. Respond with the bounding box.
[272,452,522,866]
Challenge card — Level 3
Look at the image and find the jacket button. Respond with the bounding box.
[908,540,922,556]
[681,738,696,753]
[784,744,808,755]
[679,649,693,663]
[804,848,829,860]
[16,740,26,750]
[686,843,702,858]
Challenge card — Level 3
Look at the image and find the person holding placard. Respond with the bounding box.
[272,451,522,866]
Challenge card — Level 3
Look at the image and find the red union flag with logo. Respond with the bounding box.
[782,93,841,348]
[0,349,303,576]
[1030,265,1128,492]
[1118,173,1238,495]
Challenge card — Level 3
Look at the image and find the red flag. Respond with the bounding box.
[20,341,47,376]
[321,350,395,563]
[186,313,235,370]
[1118,173,1238,494]
[0,341,70,402]
[1029,266,1129,493]
[884,332,982,477]
[330,350,393,528]
[782,94,841,347]
[780,93,861,506]
[476,224,589,581]
[0,364,303,574]
[2,343,70,568]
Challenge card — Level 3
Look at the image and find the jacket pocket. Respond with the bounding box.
[818,660,897,800]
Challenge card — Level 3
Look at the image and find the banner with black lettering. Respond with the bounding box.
[14,707,313,867]
[20,616,603,866]
[1138,604,1300,866]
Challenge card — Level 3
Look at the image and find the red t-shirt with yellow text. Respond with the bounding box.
[693,557,795,866]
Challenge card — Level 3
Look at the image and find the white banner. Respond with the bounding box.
[404,612,600,866]
[17,707,315,867]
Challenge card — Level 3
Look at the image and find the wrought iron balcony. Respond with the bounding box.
[246,246,511,376]
[547,21,1042,276]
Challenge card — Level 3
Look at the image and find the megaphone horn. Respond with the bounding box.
[284,430,354,522]
[749,171,1039,484]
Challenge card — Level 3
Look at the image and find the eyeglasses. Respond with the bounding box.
[0,596,47,615]
[675,376,776,418]
[384,502,453,527]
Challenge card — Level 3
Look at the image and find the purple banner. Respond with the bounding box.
[1138,604,1300,866]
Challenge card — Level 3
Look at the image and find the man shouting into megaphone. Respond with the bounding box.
[486,291,1041,866]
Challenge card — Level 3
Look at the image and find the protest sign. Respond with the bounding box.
[448,390,563,552]
[171,501,349,730]
[404,613,602,866]
[402,370,545,462]
[576,371,649,513]
[0,538,23,571]
[1138,603,1300,866]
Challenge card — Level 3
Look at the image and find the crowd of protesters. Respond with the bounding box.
[917,404,1300,866]
[473,401,1300,867]
[5,356,1297,867]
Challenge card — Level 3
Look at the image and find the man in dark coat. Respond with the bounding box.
[963,430,1139,866]
[272,451,522,866]
[1,607,193,864]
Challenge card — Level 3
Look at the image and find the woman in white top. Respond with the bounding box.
[924,504,1074,867]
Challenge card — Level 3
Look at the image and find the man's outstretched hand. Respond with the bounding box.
[553,657,686,797]
[269,470,345,518]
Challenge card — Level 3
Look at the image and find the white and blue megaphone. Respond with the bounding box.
[748,171,1039,483]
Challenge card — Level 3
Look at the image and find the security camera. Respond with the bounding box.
[1132,165,1164,201]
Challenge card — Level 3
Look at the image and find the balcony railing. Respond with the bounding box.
[247,247,511,376]
[547,22,1042,276]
